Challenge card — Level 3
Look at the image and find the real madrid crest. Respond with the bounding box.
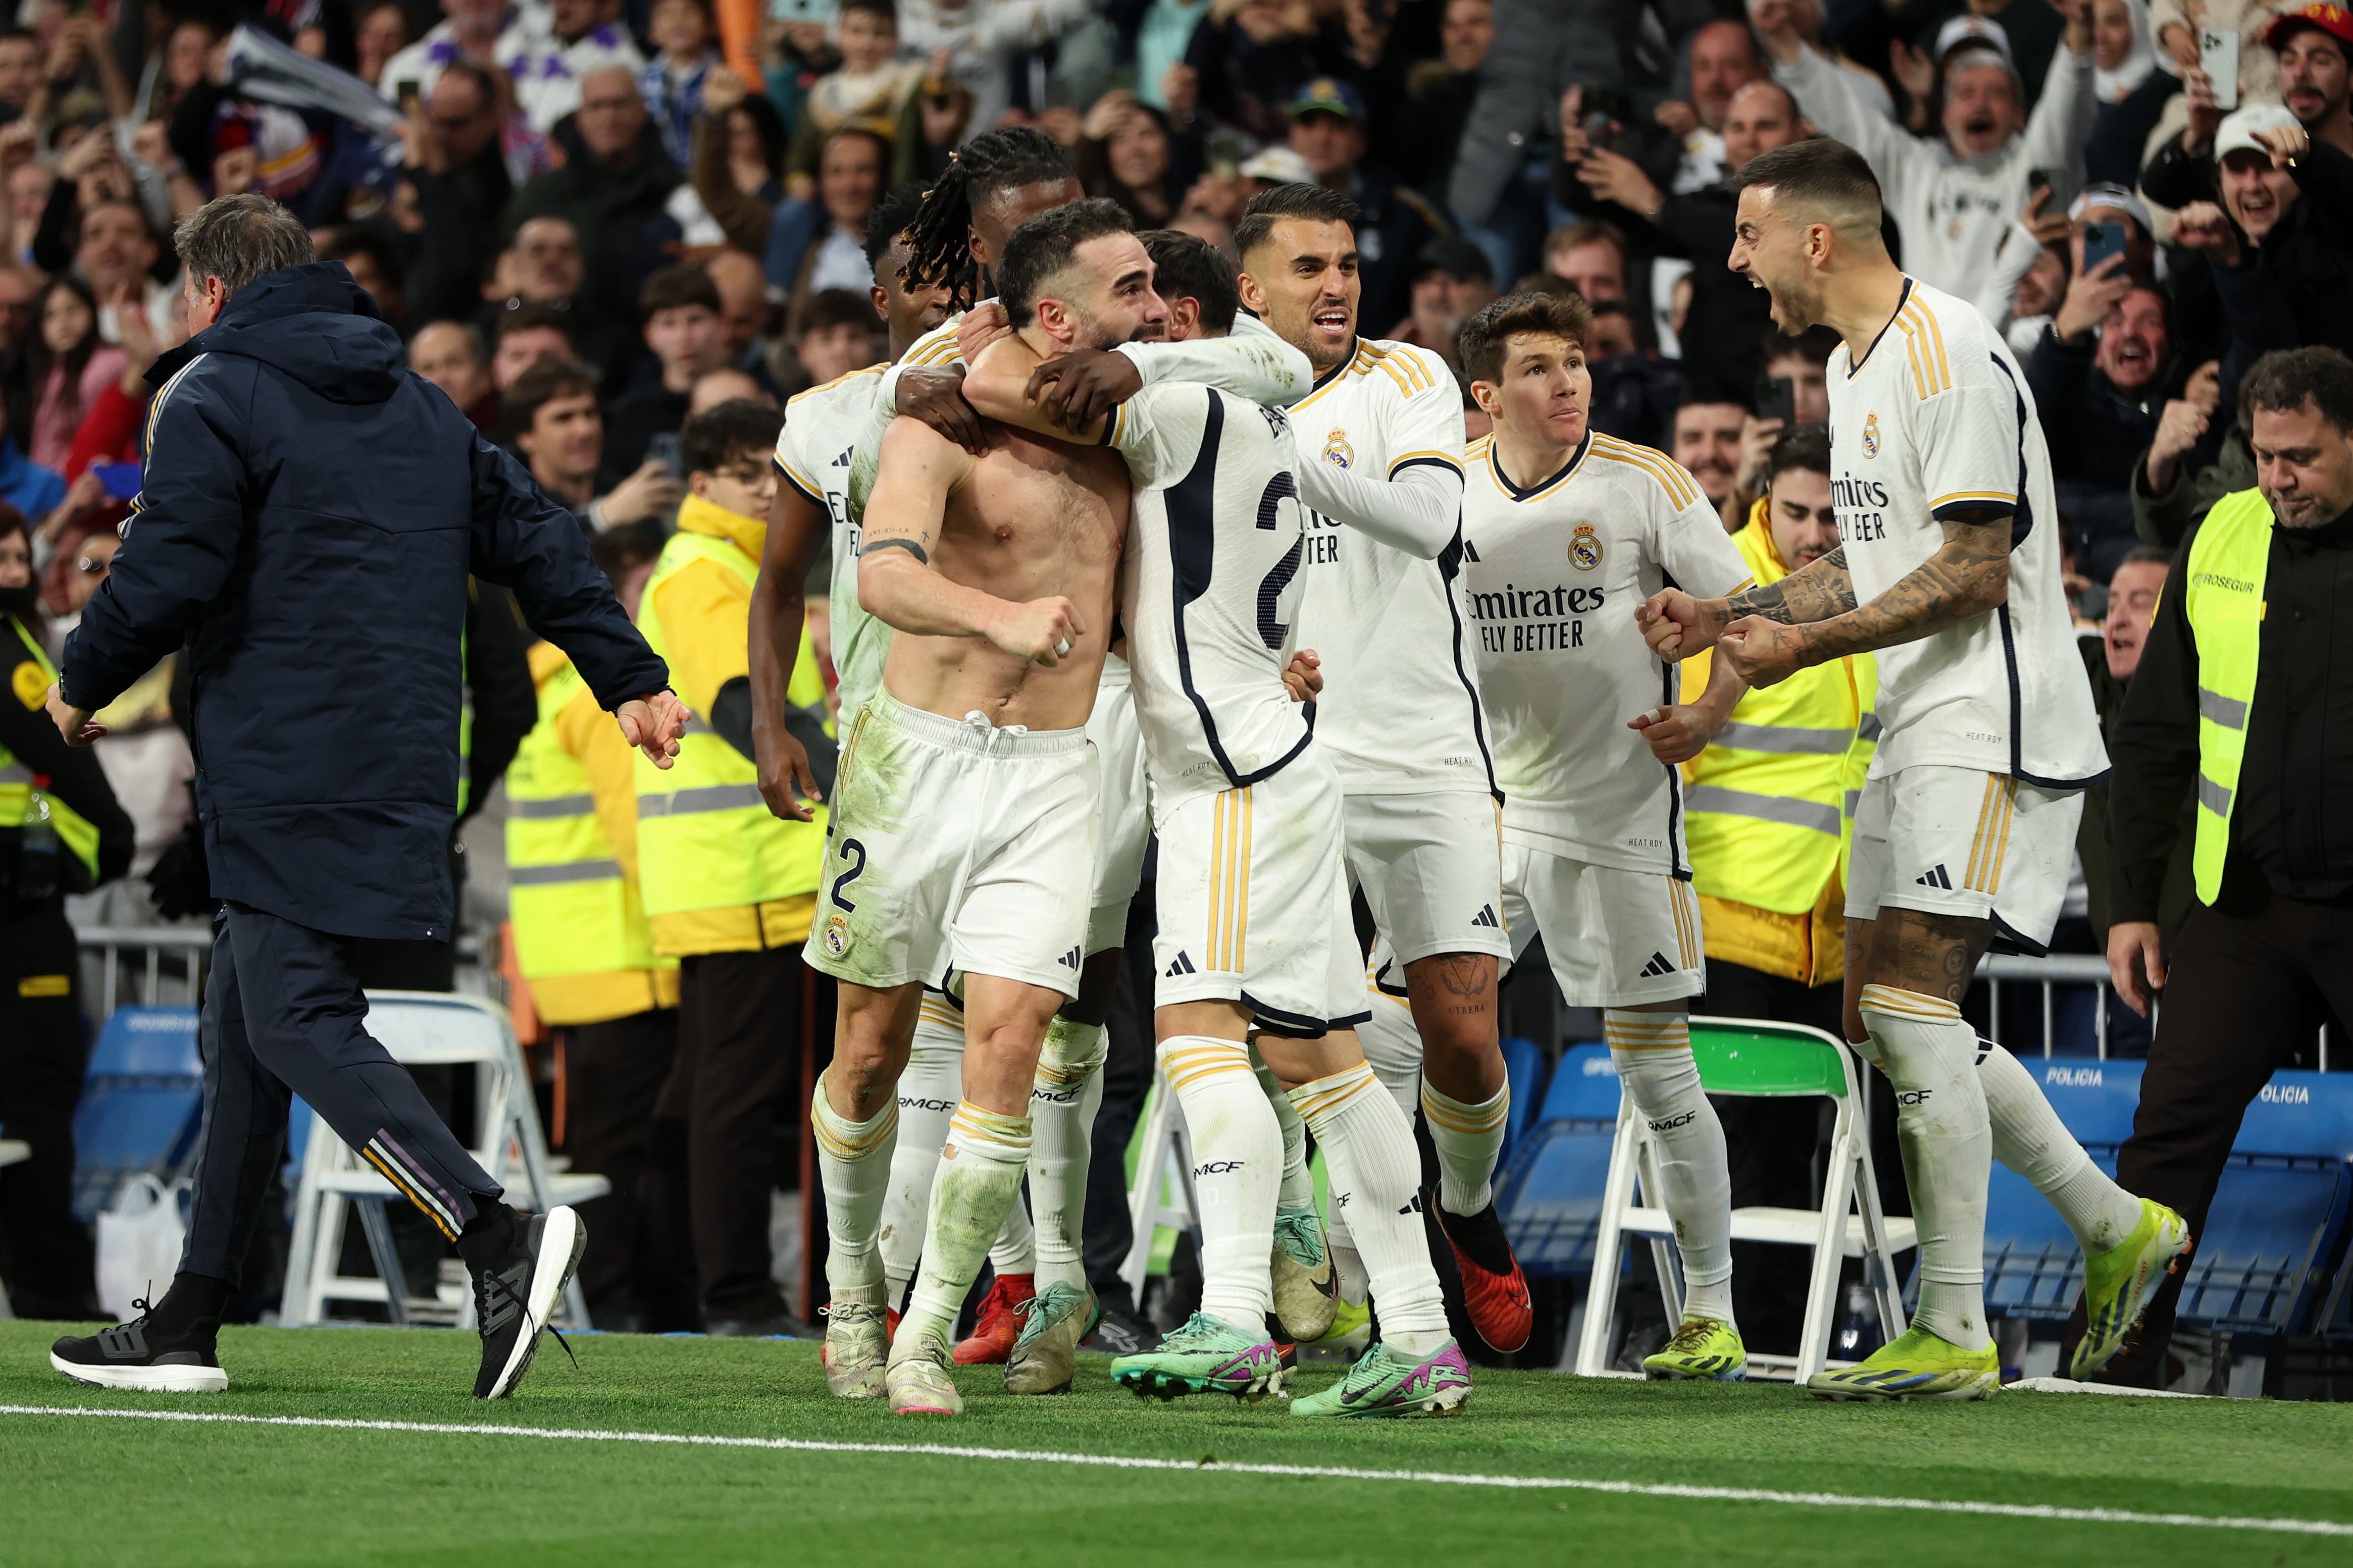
[1569,523,1603,571]
[821,913,852,958]
[1862,412,1881,459]
[1322,428,1354,469]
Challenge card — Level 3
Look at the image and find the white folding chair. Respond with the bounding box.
[281,990,606,1330]
[1576,1018,1915,1383]
[1118,1067,1199,1306]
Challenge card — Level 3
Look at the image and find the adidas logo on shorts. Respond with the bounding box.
[1164,952,1197,977]
[1471,904,1500,928]
[1058,946,1083,970]
[1638,952,1677,978]
[1916,863,1955,890]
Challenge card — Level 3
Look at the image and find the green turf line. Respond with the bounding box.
[7,1402,2349,1539]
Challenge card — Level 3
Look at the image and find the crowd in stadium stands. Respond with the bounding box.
[2,0,2349,1383]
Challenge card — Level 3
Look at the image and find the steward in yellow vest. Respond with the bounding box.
[629,401,828,1332]
[1680,429,1876,1004]
[2,560,132,1317]
[2099,353,2353,1386]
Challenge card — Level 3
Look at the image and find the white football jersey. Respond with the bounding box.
[1105,380,1316,816]
[775,363,887,715]
[1463,430,1750,876]
[1827,278,2106,787]
[1286,337,1493,796]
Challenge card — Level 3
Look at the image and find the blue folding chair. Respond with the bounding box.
[70,1007,203,1223]
[1982,1059,2143,1320]
[2173,1071,2353,1337]
[1495,1044,1619,1280]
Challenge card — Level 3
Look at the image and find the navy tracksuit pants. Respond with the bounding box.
[180,902,500,1285]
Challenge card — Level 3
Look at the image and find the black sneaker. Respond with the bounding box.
[51,1298,228,1392]
[1083,1307,1162,1357]
[473,1205,586,1399]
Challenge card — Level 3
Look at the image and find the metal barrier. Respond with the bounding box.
[76,926,212,1021]
[1977,953,2330,1069]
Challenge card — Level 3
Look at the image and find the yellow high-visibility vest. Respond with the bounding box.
[1680,504,1878,983]
[633,506,829,955]
[505,645,676,1024]
[3,613,101,885]
[2181,487,2274,905]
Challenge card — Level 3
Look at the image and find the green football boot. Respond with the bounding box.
[1004,1280,1094,1395]
[1270,1206,1339,1343]
[1805,1326,2000,1402]
[1641,1316,1747,1381]
[1292,1340,1472,1418]
[1110,1312,1283,1402]
[2071,1198,2192,1380]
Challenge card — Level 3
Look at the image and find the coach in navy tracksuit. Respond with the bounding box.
[42,195,686,1399]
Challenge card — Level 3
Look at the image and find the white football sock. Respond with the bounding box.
[1422,1081,1509,1218]
[1860,984,1993,1351]
[1027,1016,1104,1291]
[1290,1062,1450,1356]
[1605,1011,1735,1326]
[989,1183,1037,1275]
[1976,1040,2143,1255]
[880,1002,963,1307]
[1251,1050,1317,1211]
[812,1069,897,1306]
[1355,991,1425,1120]
[893,1102,1031,1363]
[1159,1035,1280,1328]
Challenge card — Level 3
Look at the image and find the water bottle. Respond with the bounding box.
[17,773,60,902]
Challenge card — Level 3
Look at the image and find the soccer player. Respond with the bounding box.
[798,206,1142,1418]
[1234,182,1529,1355]
[1456,289,1758,1380]
[959,213,1471,1417]
[1643,139,2189,1399]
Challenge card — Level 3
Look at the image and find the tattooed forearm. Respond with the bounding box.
[1723,547,1855,626]
[1787,518,2009,667]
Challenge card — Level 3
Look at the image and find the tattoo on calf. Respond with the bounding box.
[860,537,930,563]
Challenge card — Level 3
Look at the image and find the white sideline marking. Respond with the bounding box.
[6,1403,2349,1537]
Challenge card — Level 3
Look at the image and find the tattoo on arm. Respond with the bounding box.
[1785,515,2009,667]
[1724,547,1855,625]
[859,537,930,563]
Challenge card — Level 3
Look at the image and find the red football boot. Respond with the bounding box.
[1436,1200,1533,1354]
[951,1272,1035,1364]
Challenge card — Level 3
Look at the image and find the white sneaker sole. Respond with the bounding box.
[49,1353,228,1393]
[482,1205,586,1400]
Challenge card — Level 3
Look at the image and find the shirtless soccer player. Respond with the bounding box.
[961,210,1471,1417]
[797,210,1142,1420]
[1234,182,1528,1354]
[820,136,1312,1394]
[1457,290,1758,1380]
[1643,138,2189,1399]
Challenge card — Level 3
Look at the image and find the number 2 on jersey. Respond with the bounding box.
[1255,473,1305,651]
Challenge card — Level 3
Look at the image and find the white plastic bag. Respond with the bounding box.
[96,1174,188,1322]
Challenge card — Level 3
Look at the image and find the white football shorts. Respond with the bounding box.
[1501,838,1706,1008]
[1846,765,2083,954]
[1342,788,1512,968]
[1086,666,1150,954]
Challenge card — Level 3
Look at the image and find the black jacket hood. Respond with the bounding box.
[149,262,404,405]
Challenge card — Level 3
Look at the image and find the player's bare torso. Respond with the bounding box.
[881,424,1131,733]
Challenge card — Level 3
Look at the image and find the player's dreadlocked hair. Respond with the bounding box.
[864,182,928,270]
[898,125,1076,309]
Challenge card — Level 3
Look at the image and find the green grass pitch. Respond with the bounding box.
[4,1319,2350,1566]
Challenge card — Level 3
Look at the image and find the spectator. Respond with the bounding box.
[2030,268,2187,581]
[491,300,584,390]
[45,526,113,642]
[790,286,881,389]
[2146,0,2282,122]
[504,355,681,533]
[318,228,407,335]
[783,0,928,194]
[1544,218,1629,307]
[70,198,173,348]
[1569,77,1808,393]
[1078,89,1180,227]
[687,67,787,257]
[0,498,130,1321]
[1755,0,2098,326]
[1580,290,1686,450]
[2094,346,2353,1387]
[898,0,1094,155]
[1286,76,1447,331]
[642,0,724,168]
[2141,4,2352,207]
[398,62,514,328]
[2206,108,2353,361]
[377,0,522,107]
[765,125,887,316]
[605,264,731,473]
[1662,18,1768,194]
[1718,324,1838,529]
[0,428,59,538]
[353,2,416,91]
[506,67,681,343]
[1366,0,1489,200]
[0,29,37,125]
[688,365,772,412]
[2082,0,2176,187]
[701,247,779,389]
[1670,378,1748,523]
[1391,234,1494,370]
[410,319,499,429]
[24,275,122,472]
[1178,0,1355,151]
[503,0,647,133]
